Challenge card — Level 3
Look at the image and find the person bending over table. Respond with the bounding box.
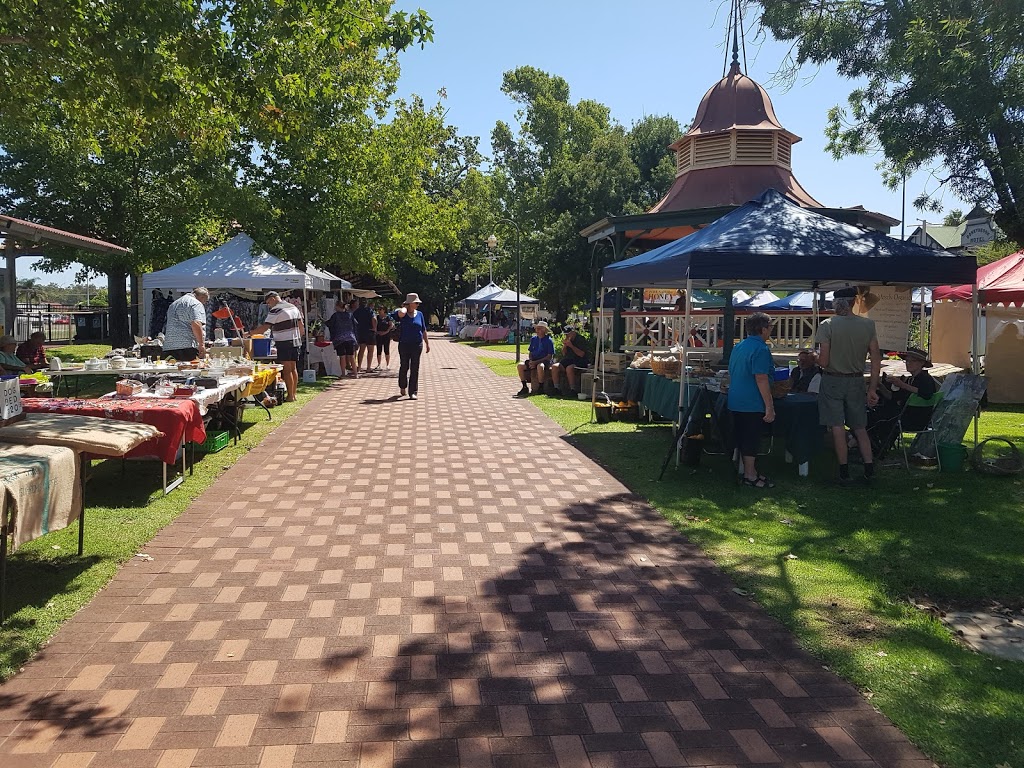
[0,335,31,374]
[727,312,776,489]
[162,287,209,362]
[549,325,589,398]
[249,291,304,402]
[16,332,49,371]
[516,321,554,398]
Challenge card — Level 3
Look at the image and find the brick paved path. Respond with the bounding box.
[1,337,930,767]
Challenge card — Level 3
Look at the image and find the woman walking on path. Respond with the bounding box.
[394,293,430,400]
[374,305,394,369]
[324,299,360,378]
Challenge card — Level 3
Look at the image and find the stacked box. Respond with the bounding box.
[600,353,630,374]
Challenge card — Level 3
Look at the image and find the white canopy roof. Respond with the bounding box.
[305,264,352,292]
[143,233,318,292]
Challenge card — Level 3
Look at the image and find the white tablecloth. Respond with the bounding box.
[102,375,252,416]
[307,343,343,376]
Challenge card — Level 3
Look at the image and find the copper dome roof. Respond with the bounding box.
[680,62,794,140]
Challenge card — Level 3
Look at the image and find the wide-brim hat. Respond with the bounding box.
[534,321,549,332]
[902,347,933,368]
[404,293,421,305]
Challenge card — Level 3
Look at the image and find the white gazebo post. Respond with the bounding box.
[971,283,981,446]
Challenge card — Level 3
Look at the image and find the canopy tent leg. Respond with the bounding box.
[674,276,693,467]
[971,284,981,447]
[593,287,607,423]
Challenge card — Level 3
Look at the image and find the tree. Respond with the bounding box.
[490,67,679,318]
[943,209,965,227]
[0,1,433,155]
[756,0,1024,242]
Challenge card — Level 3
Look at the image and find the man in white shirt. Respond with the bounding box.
[163,287,209,361]
[250,291,304,402]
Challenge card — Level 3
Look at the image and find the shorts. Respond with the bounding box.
[334,340,356,357]
[376,336,391,354]
[162,347,199,362]
[357,332,375,346]
[732,410,766,458]
[559,355,588,368]
[275,340,300,363]
[818,374,868,429]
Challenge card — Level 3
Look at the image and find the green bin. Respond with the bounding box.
[937,442,967,472]
[199,431,230,453]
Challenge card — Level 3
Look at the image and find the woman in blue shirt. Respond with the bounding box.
[727,312,776,488]
[393,293,430,400]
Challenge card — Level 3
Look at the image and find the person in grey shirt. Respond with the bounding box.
[162,287,209,361]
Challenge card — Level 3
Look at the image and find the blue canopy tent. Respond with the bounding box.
[761,291,832,311]
[603,189,975,290]
[597,189,978,426]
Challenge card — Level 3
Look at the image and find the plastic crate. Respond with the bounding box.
[199,431,230,453]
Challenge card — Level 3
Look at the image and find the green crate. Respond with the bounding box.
[198,431,230,453]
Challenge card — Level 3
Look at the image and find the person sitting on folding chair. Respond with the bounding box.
[865,347,938,455]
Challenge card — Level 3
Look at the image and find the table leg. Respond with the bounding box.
[78,457,89,556]
[0,507,9,622]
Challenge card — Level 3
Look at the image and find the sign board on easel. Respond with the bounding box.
[858,287,912,352]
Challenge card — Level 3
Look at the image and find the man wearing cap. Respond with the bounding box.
[250,291,304,402]
[162,287,209,362]
[815,288,881,484]
[549,325,589,397]
[516,321,554,397]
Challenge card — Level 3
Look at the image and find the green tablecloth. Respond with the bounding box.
[641,375,701,421]
[622,368,652,403]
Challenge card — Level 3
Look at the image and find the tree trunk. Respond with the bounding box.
[129,272,141,337]
[106,269,132,348]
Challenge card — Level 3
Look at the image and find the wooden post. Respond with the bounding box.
[4,242,17,338]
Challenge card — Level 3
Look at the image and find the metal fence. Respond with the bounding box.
[14,304,110,344]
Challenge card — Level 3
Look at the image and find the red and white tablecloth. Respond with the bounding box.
[21,398,206,465]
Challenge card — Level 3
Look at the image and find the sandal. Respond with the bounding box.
[741,475,775,489]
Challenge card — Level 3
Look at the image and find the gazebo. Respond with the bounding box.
[580,26,898,354]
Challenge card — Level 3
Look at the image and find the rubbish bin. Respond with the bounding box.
[74,312,105,341]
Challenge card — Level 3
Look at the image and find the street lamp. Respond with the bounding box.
[487,222,523,363]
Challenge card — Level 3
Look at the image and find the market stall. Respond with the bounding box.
[600,189,978,469]
[934,251,1024,403]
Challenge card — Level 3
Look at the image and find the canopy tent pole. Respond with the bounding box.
[812,288,819,342]
[674,276,693,466]
[971,284,981,447]
[302,289,311,357]
[593,287,607,422]
[919,289,927,349]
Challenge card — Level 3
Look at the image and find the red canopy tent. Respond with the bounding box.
[933,251,1024,306]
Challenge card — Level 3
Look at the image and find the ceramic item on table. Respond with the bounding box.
[84,357,103,371]
[126,358,145,368]
[49,357,63,371]
[109,355,127,370]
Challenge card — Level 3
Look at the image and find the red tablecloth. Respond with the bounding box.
[474,325,511,342]
[21,398,206,464]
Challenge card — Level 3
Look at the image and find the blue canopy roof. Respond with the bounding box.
[602,189,976,290]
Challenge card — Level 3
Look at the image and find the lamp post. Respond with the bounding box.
[487,220,523,363]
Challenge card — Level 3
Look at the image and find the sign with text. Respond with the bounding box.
[864,286,912,352]
[643,288,680,307]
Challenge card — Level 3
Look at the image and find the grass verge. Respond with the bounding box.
[479,354,1024,768]
[0,375,332,681]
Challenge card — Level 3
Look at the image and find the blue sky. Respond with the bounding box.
[22,0,956,286]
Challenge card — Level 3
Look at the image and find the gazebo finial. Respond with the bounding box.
[725,0,746,76]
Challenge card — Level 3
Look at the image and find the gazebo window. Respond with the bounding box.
[675,141,692,174]
[735,131,774,162]
[693,134,731,165]
[776,136,792,166]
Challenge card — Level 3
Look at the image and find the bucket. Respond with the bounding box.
[594,403,612,424]
[302,369,317,384]
[937,442,968,472]
[251,338,272,357]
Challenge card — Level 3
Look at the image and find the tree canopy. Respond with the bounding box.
[755,0,1024,242]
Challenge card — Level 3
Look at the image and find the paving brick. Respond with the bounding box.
[4,338,928,768]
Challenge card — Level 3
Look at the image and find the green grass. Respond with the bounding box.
[479,354,1024,768]
[0,377,333,681]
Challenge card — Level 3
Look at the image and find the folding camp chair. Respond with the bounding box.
[897,392,944,470]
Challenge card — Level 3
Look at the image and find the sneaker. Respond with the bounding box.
[515,384,530,398]
[410,393,418,400]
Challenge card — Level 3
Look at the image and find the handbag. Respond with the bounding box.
[387,317,401,342]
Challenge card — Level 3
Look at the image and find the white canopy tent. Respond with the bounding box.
[143,232,323,351]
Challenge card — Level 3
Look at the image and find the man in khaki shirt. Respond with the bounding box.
[815,289,880,485]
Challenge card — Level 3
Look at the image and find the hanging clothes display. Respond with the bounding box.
[148,290,173,338]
